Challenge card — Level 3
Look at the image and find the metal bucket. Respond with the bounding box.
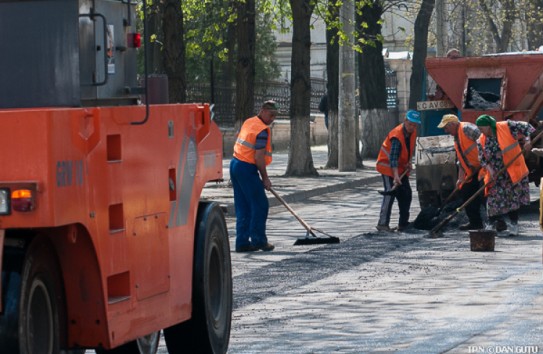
[469,230,495,252]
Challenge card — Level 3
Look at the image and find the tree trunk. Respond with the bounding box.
[360,109,395,158]
[162,0,186,103]
[325,1,340,169]
[286,0,318,177]
[234,0,256,129]
[148,3,164,74]
[409,0,435,109]
[356,1,389,158]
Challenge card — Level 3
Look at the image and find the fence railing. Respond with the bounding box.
[186,69,397,127]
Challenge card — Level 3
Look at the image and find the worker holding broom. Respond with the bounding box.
[376,110,421,232]
[475,115,534,236]
[230,100,277,252]
[437,114,484,230]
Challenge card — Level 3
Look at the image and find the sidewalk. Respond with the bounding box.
[201,145,381,215]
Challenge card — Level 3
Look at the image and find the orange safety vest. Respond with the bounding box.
[376,124,417,178]
[479,121,528,185]
[233,116,273,165]
[455,122,481,182]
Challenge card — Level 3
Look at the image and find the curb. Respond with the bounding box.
[224,175,382,216]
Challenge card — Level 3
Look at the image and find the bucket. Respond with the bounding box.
[469,230,495,252]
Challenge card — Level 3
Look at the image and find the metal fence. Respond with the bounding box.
[186,68,397,127]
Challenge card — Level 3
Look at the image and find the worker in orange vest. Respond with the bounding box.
[475,115,534,236]
[437,114,484,230]
[230,100,277,252]
[375,110,421,232]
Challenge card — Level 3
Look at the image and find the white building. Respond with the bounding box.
[274,8,415,83]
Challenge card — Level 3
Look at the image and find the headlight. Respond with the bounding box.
[0,188,11,215]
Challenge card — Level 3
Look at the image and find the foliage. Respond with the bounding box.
[183,0,281,82]
[137,0,281,83]
[254,12,282,82]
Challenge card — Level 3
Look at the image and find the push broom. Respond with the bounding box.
[269,188,340,246]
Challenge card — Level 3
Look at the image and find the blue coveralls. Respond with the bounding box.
[230,158,269,249]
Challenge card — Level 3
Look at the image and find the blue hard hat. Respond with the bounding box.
[406,110,421,124]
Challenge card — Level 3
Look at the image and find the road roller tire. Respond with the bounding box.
[164,202,232,353]
[18,237,66,354]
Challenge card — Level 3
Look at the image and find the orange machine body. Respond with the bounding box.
[426,52,543,123]
[0,103,222,349]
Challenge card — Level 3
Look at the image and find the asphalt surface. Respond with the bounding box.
[204,145,543,353]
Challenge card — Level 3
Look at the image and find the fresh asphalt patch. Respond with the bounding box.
[233,230,430,310]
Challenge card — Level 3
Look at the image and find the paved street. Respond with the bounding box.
[217,146,543,353]
[225,184,543,353]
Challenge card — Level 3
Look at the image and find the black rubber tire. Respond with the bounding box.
[164,202,232,354]
[96,331,160,354]
[18,238,65,354]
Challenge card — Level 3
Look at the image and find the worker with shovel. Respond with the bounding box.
[376,109,421,232]
[230,100,277,252]
[437,114,484,230]
[475,115,534,236]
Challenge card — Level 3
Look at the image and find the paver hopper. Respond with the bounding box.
[426,52,543,123]
[416,52,543,208]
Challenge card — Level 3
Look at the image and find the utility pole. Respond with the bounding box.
[338,0,356,171]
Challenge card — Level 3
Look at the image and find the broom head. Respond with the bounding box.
[294,236,340,246]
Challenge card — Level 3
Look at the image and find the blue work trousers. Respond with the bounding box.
[378,174,412,228]
[229,158,269,248]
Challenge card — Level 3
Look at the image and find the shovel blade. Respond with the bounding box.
[428,230,443,238]
[378,189,397,196]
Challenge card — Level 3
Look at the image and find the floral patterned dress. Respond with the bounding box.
[477,121,535,217]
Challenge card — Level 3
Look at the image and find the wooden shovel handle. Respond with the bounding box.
[431,126,543,235]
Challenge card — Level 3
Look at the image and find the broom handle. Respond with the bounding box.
[432,127,542,234]
[269,188,315,234]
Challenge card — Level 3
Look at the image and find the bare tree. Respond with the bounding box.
[286,0,318,176]
[478,0,516,52]
[525,0,543,50]
[409,0,435,109]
